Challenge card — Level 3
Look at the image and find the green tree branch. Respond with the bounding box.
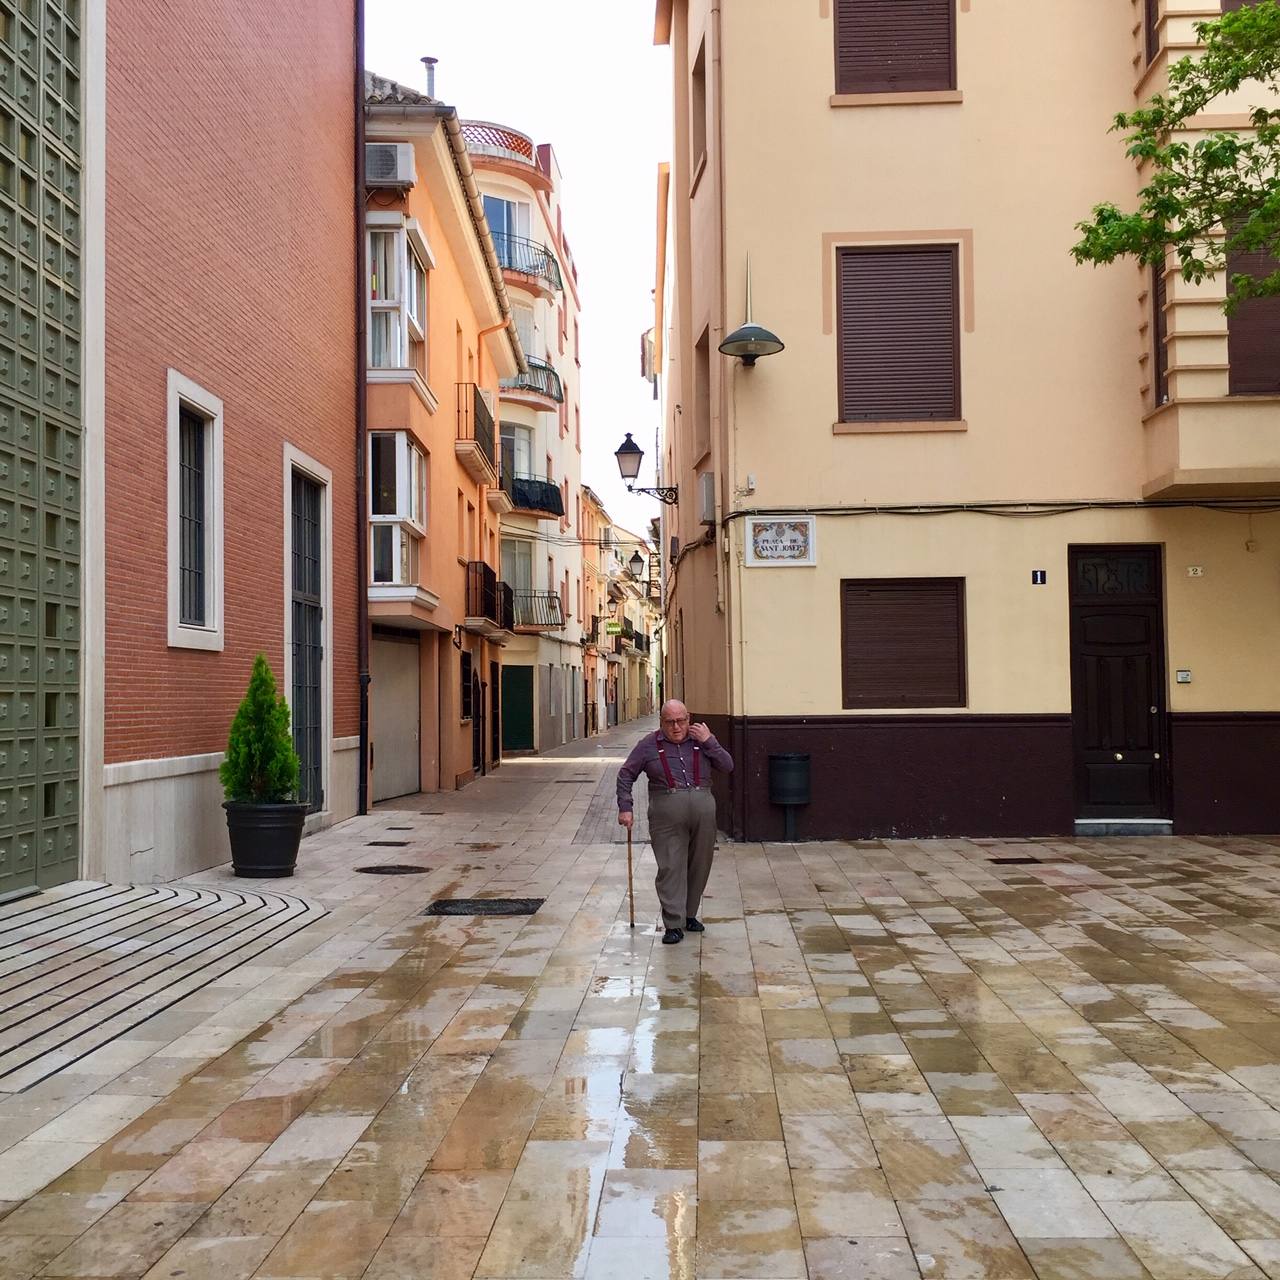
[1072,0,1280,310]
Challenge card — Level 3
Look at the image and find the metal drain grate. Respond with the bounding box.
[387,826,414,831]
[424,897,545,917]
[355,865,430,876]
[367,840,410,848]
[458,842,503,851]
[989,857,1040,865]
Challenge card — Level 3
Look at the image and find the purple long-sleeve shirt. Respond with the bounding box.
[616,731,734,813]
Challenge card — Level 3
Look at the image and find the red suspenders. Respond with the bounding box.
[654,731,701,789]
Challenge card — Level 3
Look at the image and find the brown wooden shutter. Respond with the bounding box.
[1227,248,1280,395]
[1144,0,1160,63]
[841,578,966,709]
[837,245,959,421]
[834,0,954,94]
[1221,1,1255,11]
[1152,263,1169,406]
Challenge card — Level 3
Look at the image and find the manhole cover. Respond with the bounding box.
[989,857,1040,865]
[424,897,545,917]
[367,840,410,848]
[356,864,430,876]
[458,842,503,851]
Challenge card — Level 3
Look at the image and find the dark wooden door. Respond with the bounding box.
[472,671,484,775]
[1069,546,1168,818]
[291,472,324,812]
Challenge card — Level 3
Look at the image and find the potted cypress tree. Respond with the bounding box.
[220,654,307,878]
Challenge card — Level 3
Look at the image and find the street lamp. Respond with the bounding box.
[614,433,678,505]
[718,255,784,367]
[628,550,645,578]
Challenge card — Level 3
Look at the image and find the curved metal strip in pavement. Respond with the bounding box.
[0,882,326,1092]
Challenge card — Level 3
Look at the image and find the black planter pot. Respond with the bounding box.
[223,801,308,878]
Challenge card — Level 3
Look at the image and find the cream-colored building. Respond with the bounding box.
[609,525,661,723]
[463,122,587,752]
[654,0,1280,841]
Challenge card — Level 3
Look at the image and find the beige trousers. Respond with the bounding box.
[647,787,717,930]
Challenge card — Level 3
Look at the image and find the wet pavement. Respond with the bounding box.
[3,720,1280,1277]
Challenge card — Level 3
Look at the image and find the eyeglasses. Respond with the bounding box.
[661,717,689,726]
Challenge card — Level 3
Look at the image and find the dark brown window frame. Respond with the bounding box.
[840,577,967,710]
[836,243,961,423]
[833,0,957,96]
[1226,245,1280,396]
[1151,263,1169,407]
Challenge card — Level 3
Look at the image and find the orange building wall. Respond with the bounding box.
[104,0,358,763]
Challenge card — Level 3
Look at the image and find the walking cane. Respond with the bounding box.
[625,826,636,929]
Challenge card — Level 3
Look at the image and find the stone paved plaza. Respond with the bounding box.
[3,722,1280,1277]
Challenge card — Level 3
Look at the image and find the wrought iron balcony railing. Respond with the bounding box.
[455,383,496,467]
[465,561,514,631]
[490,231,563,293]
[502,467,565,518]
[514,590,565,630]
[622,617,635,640]
[500,355,564,404]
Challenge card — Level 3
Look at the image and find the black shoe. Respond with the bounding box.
[684,917,705,932]
[661,928,684,945]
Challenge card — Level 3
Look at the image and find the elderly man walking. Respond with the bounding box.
[617,700,734,944]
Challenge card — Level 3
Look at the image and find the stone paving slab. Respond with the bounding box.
[2,721,1280,1277]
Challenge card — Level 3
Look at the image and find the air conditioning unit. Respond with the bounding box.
[365,142,415,189]
[697,472,716,525]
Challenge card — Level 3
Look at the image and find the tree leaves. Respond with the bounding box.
[1072,0,1280,311]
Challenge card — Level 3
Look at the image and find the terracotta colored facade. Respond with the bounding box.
[93,0,360,879]
[363,73,522,798]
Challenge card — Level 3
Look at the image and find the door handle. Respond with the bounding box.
[1154,752,1161,760]
[1150,706,1158,714]
[1115,752,1124,761]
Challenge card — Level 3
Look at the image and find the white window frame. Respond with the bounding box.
[283,444,334,822]
[512,301,535,356]
[368,430,426,588]
[501,421,534,477]
[501,535,534,592]
[367,212,436,404]
[166,368,224,651]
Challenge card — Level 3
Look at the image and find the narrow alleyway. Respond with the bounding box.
[3,723,1280,1277]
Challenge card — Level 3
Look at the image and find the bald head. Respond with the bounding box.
[659,700,691,742]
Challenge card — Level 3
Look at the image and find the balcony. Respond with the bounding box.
[460,120,553,193]
[455,383,497,486]
[502,467,566,520]
[582,614,602,649]
[491,232,563,297]
[464,561,515,642]
[501,355,564,406]
[514,590,565,632]
[1143,399,1280,498]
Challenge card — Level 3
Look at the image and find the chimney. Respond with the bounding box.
[421,56,437,98]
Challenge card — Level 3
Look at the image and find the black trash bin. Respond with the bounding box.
[768,753,810,840]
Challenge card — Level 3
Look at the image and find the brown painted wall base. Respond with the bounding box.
[699,714,1075,842]
[1170,714,1280,835]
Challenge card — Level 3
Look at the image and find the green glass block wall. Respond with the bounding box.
[0,0,80,896]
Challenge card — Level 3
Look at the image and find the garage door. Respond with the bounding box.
[371,636,420,801]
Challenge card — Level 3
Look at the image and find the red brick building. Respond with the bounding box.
[87,0,362,881]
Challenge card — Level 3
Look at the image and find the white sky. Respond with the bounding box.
[365,0,672,544]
